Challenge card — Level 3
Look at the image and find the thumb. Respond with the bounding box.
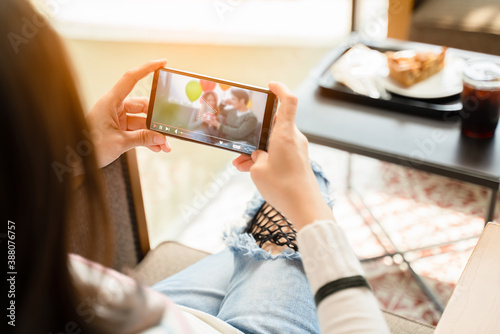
[122,129,166,151]
[268,82,298,128]
[251,149,268,165]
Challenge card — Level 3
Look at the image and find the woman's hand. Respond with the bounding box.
[232,82,333,230]
[202,115,219,129]
[86,59,171,168]
[208,117,220,129]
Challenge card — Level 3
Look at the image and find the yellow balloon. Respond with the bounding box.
[247,100,252,109]
[186,81,202,102]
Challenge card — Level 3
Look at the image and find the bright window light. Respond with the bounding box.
[37,0,352,47]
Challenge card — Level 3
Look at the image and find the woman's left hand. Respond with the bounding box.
[210,118,220,129]
[87,59,171,168]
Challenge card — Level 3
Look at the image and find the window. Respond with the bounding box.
[37,0,352,46]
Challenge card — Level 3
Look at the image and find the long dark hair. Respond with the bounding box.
[0,1,111,332]
[202,91,220,112]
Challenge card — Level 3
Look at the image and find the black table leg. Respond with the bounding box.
[485,188,498,225]
[347,153,353,191]
[341,155,496,315]
[351,0,358,32]
[347,186,446,313]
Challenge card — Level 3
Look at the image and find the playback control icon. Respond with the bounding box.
[153,123,170,132]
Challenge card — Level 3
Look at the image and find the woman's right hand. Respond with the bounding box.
[86,59,171,168]
[233,82,333,230]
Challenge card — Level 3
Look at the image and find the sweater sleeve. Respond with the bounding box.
[188,109,203,129]
[297,220,390,334]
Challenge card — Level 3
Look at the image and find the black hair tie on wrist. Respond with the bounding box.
[315,275,371,307]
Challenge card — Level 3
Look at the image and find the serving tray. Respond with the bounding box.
[317,38,463,119]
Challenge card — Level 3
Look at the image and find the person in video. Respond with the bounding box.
[187,90,219,143]
[203,88,258,145]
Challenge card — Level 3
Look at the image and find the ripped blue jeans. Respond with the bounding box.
[152,162,334,334]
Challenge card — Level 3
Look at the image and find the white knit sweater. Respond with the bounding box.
[297,220,390,333]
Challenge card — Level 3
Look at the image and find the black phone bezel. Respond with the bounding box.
[146,67,277,155]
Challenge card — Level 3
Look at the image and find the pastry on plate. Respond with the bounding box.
[386,47,447,87]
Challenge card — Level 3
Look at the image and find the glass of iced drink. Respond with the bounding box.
[461,60,500,139]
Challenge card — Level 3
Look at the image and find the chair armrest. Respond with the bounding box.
[124,149,150,256]
[132,241,210,286]
[68,150,147,272]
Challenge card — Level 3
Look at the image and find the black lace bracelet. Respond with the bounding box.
[314,275,371,307]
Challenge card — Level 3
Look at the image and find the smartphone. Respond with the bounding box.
[147,67,278,155]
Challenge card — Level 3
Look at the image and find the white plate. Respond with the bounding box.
[381,55,466,99]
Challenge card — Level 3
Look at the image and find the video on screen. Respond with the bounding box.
[150,70,269,154]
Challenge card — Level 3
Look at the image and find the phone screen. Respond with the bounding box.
[148,68,275,155]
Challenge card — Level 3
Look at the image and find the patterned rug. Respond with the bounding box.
[326,150,492,326]
[178,144,499,327]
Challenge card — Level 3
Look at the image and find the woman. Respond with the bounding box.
[1,1,389,333]
[188,91,220,143]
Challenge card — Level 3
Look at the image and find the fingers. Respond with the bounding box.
[233,154,254,172]
[147,143,171,153]
[233,154,251,165]
[124,97,149,114]
[124,97,153,130]
[111,59,167,102]
[159,142,172,153]
[146,145,162,153]
[268,82,298,128]
[122,129,171,153]
[235,159,254,172]
[126,114,147,131]
[249,150,269,181]
[251,150,268,166]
